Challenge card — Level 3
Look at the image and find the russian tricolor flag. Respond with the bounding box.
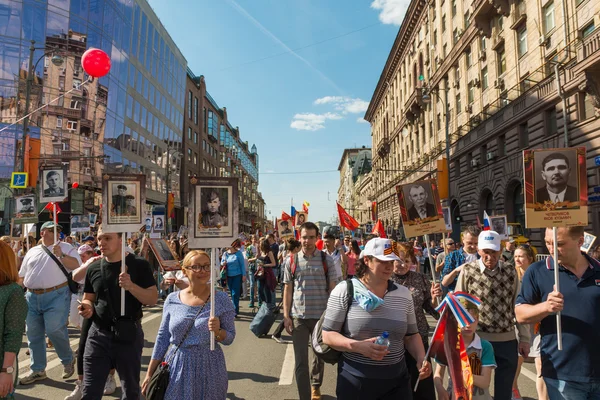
[483,210,491,231]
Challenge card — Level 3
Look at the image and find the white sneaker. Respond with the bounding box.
[64,380,82,400]
[103,373,117,395]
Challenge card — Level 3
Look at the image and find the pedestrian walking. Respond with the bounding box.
[516,227,600,399]
[322,238,431,399]
[272,238,301,343]
[257,237,277,308]
[220,239,246,317]
[19,221,81,386]
[0,240,28,399]
[78,228,157,399]
[322,234,347,283]
[282,222,338,400]
[435,238,456,276]
[246,235,259,308]
[345,240,361,279]
[441,225,480,294]
[455,231,530,400]
[142,250,236,399]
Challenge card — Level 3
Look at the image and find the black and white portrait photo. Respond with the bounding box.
[295,212,307,228]
[278,219,293,237]
[154,216,165,231]
[581,232,596,254]
[490,215,508,239]
[102,174,146,233]
[148,238,180,270]
[534,150,579,205]
[88,213,97,226]
[199,188,228,228]
[40,166,67,203]
[403,182,437,220]
[11,221,22,239]
[16,196,35,215]
[71,215,91,232]
[442,207,452,232]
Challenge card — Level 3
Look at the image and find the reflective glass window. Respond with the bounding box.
[89,0,103,27]
[103,3,114,35]
[70,0,89,20]
[47,3,69,37]
[131,3,139,57]
[23,1,47,43]
[141,107,147,129]
[126,95,134,119]
[136,70,142,93]
[134,101,140,123]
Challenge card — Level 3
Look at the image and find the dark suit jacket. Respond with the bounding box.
[407,202,437,220]
[535,185,578,203]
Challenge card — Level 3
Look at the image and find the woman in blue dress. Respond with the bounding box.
[142,250,236,399]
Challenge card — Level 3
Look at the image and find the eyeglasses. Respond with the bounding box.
[185,264,211,272]
[446,242,455,246]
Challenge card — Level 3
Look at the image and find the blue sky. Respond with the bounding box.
[147,0,408,223]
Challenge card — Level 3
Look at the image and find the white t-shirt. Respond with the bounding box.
[323,248,343,282]
[19,243,82,289]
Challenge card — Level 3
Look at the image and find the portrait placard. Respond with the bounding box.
[294,211,308,228]
[10,219,22,239]
[188,176,239,248]
[523,148,588,228]
[70,214,91,233]
[441,206,452,232]
[40,166,68,203]
[148,238,180,270]
[396,178,446,238]
[88,213,97,227]
[277,218,294,238]
[489,215,508,240]
[101,174,146,233]
[581,232,596,254]
[14,195,37,224]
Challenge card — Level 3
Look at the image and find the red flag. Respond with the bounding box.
[372,219,387,238]
[428,309,473,400]
[302,203,309,213]
[336,202,359,231]
[44,202,62,222]
[371,201,378,221]
[281,211,291,221]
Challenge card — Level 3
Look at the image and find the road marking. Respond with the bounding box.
[18,307,163,379]
[278,344,295,386]
[520,365,538,382]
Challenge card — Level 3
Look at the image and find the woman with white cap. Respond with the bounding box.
[322,238,432,399]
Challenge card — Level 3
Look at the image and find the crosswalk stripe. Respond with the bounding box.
[278,344,295,386]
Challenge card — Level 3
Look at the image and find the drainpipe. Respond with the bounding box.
[554,63,569,147]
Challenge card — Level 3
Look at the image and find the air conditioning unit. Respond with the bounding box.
[538,35,547,46]
[486,151,496,161]
[494,78,505,89]
[470,159,479,167]
[465,104,473,113]
[84,167,92,174]
[479,51,486,61]
[472,78,481,88]
[457,29,463,36]
[60,68,66,76]
[436,57,444,65]
[51,135,58,142]
[453,81,460,88]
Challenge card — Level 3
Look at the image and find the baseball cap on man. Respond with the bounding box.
[478,231,501,251]
[78,244,94,255]
[363,238,400,261]
[41,221,62,231]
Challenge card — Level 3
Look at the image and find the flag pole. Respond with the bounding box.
[53,203,57,244]
[210,247,216,351]
[120,234,126,316]
[552,227,563,350]
[424,234,441,302]
[414,307,447,392]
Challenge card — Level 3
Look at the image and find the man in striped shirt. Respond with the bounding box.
[283,222,339,400]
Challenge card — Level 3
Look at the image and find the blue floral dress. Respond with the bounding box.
[152,290,236,400]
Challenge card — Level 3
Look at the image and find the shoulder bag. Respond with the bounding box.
[100,260,138,343]
[146,295,210,400]
[41,245,79,294]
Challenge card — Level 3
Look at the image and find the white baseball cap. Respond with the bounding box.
[363,238,401,261]
[478,231,501,252]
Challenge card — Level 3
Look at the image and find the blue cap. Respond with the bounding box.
[381,331,389,338]
[82,236,94,242]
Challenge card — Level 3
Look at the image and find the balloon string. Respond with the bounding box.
[0,76,93,135]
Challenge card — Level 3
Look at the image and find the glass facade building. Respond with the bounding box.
[0,0,186,208]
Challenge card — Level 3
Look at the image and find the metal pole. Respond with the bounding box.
[210,247,216,351]
[20,40,35,173]
[165,150,170,235]
[444,87,451,201]
[53,203,57,244]
[552,227,563,350]
[121,235,126,316]
[554,64,569,147]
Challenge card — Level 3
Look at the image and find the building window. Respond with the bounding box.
[464,11,470,28]
[56,116,63,128]
[454,160,461,178]
[581,22,596,38]
[468,84,475,104]
[497,134,506,156]
[466,49,472,67]
[194,97,198,125]
[194,152,197,165]
[70,100,81,109]
[202,159,206,170]
[456,94,462,114]
[433,29,438,47]
[194,132,198,144]
[73,79,81,89]
[518,122,529,147]
[437,113,442,130]
[481,36,487,51]
[188,127,192,140]
[442,14,447,32]
[188,90,192,119]
[452,0,457,16]
[580,92,596,120]
[481,67,488,90]
[544,106,558,135]
[66,120,78,131]
[481,143,488,165]
[202,139,206,151]
[543,2,555,34]
[58,76,65,90]
[497,47,506,75]
[517,27,527,57]
[443,44,448,57]
[453,28,460,44]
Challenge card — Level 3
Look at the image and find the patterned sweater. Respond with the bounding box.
[456,260,530,344]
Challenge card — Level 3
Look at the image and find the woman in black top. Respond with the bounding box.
[256,238,277,307]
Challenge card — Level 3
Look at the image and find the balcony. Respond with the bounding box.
[472,0,509,38]
[510,1,527,30]
[46,105,82,119]
[403,87,427,123]
[376,137,390,159]
[80,118,92,129]
[572,29,600,110]
[492,28,505,51]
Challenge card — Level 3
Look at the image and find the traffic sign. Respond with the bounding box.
[10,172,28,189]
[595,155,600,166]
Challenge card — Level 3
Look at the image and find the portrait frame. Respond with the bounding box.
[188,176,239,249]
[101,174,146,233]
[70,214,91,233]
[39,166,68,204]
[580,232,596,254]
[277,219,294,238]
[10,219,22,240]
[88,213,98,227]
[148,238,180,270]
[441,206,452,232]
[14,195,37,224]
[523,147,588,228]
[396,179,446,238]
[489,215,509,239]
[294,211,308,228]
[153,214,165,232]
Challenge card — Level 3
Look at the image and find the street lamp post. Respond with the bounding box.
[165,148,181,235]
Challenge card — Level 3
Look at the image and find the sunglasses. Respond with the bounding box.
[184,264,211,272]
[446,242,455,245]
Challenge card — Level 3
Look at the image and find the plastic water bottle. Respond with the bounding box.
[375,331,390,348]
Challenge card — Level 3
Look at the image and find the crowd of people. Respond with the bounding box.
[0,218,598,400]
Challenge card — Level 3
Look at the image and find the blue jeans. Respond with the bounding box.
[248,269,257,305]
[545,378,600,400]
[228,274,242,315]
[25,285,74,372]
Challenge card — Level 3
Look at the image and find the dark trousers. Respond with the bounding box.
[272,319,285,338]
[405,337,436,400]
[77,318,92,377]
[292,318,324,400]
[336,367,412,400]
[490,339,518,400]
[81,322,144,400]
[257,279,272,306]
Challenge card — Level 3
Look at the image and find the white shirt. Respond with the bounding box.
[163,270,189,292]
[323,248,343,282]
[19,243,82,289]
[547,188,567,203]
[464,251,478,264]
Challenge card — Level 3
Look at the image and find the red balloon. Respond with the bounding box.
[72,182,79,189]
[81,48,111,78]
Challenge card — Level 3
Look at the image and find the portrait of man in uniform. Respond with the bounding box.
[199,189,226,228]
[535,152,578,204]
[17,197,34,214]
[125,195,137,216]
[111,184,128,216]
[279,220,293,235]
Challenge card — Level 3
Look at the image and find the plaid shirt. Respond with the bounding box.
[440,249,479,291]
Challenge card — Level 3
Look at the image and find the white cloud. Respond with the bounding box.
[370,0,410,26]
[313,96,369,114]
[290,112,342,131]
[357,117,369,124]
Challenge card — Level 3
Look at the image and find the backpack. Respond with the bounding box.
[290,251,328,277]
[311,279,354,364]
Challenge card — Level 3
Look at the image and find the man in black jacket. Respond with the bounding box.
[535,152,578,204]
[407,184,437,220]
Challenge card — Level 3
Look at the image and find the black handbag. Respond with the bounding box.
[41,245,79,294]
[100,261,138,343]
[146,295,210,400]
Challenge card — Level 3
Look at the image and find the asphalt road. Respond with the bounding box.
[14,294,541,400]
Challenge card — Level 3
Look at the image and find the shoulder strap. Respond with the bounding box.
[320,251,328,274]
[345,279,354,317]
[164,295,210,364]
[41,245,71,281]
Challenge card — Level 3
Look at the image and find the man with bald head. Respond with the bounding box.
[407,184,436,220]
